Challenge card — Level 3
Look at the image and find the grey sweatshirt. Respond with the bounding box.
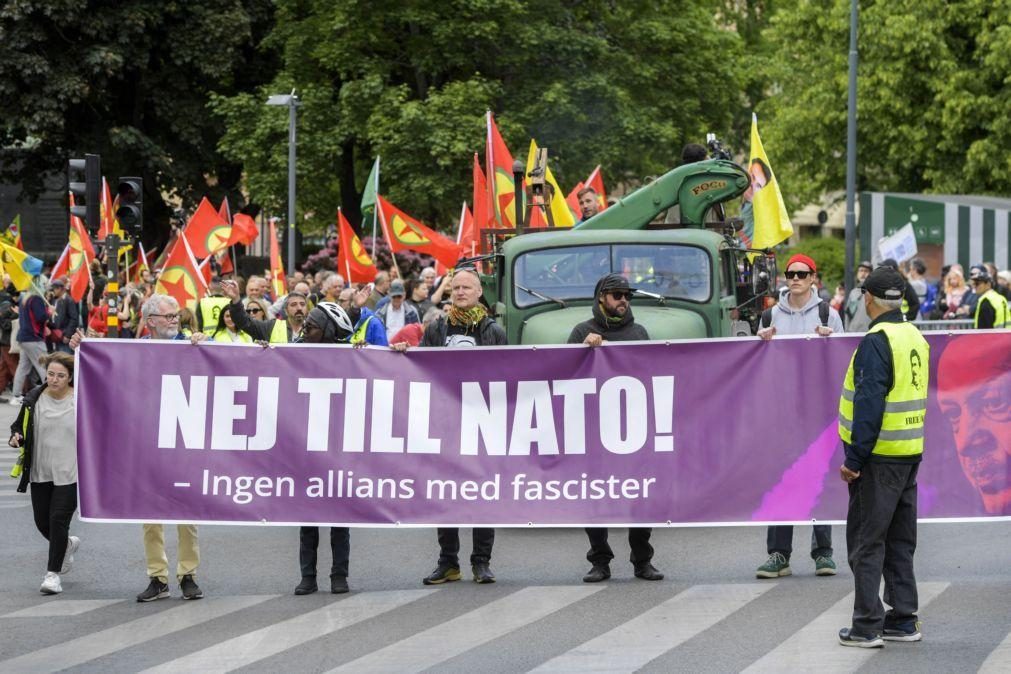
[767,288,845,335]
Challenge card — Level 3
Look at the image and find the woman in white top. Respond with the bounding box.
[10,352,79,595]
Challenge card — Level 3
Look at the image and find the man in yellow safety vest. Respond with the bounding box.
[837,266,930,648]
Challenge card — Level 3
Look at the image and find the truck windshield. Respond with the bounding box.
[514,244,711,308]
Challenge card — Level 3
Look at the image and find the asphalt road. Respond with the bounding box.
[0,406,1008,673]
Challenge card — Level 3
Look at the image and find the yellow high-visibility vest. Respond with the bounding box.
[974,288,1010,329]
[199,297,231,331]
[212,329,253,344]
[269,319,290,344]
[839,321,929,457]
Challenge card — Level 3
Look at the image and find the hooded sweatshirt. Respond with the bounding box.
[767,287,844,336]
[567,298,649,343]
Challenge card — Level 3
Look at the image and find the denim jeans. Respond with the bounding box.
[437,528,494,566]
[766,525,833,560]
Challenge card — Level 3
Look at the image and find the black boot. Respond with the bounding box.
[331,576,350,594]
[294,576,318,595]
[583,565,611,583]
[633,562,664,581]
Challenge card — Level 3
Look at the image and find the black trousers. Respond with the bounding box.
[437,528,494,566]
[585,528,653,566]
[299,527,350,579]
[847,462,919,636]
[766,525,833,559]
[30,482,77,573]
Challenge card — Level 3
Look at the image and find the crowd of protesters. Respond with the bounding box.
[4,246,1007,604]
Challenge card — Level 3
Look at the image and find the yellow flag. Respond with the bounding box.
[526,139,575,228]
[749,114,793,249]
[0,240,43,291]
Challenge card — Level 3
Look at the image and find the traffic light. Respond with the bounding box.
[68,154,101,235]
[116,176,143,236]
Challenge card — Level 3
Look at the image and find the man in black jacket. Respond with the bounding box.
[393,267,506,585]
[49,280,80,354]
[567,274,663,583]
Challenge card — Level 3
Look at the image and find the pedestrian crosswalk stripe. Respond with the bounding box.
[2,599,122,618]
[328,585,603,673]
[0,595,275,673]
[0,503,27,508]
[140,590,435,673]
[979,630,1011,674]
[529,583,774,673]
[742,582,950,673]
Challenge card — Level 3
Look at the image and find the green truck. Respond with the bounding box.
[477,158,779,345]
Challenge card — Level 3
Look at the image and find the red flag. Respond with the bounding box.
[566,181,584,219]
[268,218,287,298]
[155,234,207,311]
[336,209,377,283]
[472,153,491,229]
[217,248,235,275]
[218,197,231,225]
[51,243,71,280]
[68,219,95,303]
[584,165,607,211]
[128,242,157,284]
[99,177,116,240]
[377,195,462,269]
[182,197,231,259]
[228,212,259,246]
[486,112,518,228]
[457,201,478,257]
[198,256,213,285]
[64,194,96,302]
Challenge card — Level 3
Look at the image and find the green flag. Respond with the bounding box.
[360,157,380,216]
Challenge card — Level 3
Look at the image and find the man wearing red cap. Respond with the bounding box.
[756,253,844,580]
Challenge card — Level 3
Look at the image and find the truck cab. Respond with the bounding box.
[477,158,777,344]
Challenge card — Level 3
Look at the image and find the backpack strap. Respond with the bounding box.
[818,300,830,327]
[761,308,774,329]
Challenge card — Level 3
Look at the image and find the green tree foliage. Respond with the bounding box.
[212,0,745,232]
[0,1,276,227]
[759,0,1011,209]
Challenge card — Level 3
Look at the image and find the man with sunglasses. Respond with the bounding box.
[220,279,306,343]
[756,254,844,581]
[968,264,1009,329]
[567,273,662,583]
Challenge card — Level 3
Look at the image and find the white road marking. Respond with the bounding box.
[978,629,1011,674]
[2,599,123,618]
[329,585,603,673]
[0,595,275,673]
[743,582,949,673]
[141,589,435,673]
[530,583,773,673]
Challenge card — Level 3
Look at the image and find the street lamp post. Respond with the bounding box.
[266,90,300,275]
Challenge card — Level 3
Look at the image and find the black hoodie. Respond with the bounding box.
[567,299,650,344]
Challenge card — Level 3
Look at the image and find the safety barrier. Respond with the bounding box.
[912,319,974,331]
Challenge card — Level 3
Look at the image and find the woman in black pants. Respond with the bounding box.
[10,352,80,594]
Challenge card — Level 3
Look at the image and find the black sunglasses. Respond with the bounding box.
[608,291,633,301]
[785,270,812,280]
[246,306,263,314]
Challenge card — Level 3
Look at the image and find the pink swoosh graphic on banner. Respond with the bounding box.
[752,420,839,521]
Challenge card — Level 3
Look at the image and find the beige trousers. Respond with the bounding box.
[143,524,199,583]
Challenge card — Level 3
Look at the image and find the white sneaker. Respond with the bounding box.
[61,536,80,575]
[40,572,62,595]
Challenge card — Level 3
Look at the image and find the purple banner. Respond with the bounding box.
[76,332,1011,526]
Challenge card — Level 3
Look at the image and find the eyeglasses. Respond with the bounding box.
[149,313,180,321]
[785,271,812,280]
[608,291,632,301]
[246,306,263,314]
